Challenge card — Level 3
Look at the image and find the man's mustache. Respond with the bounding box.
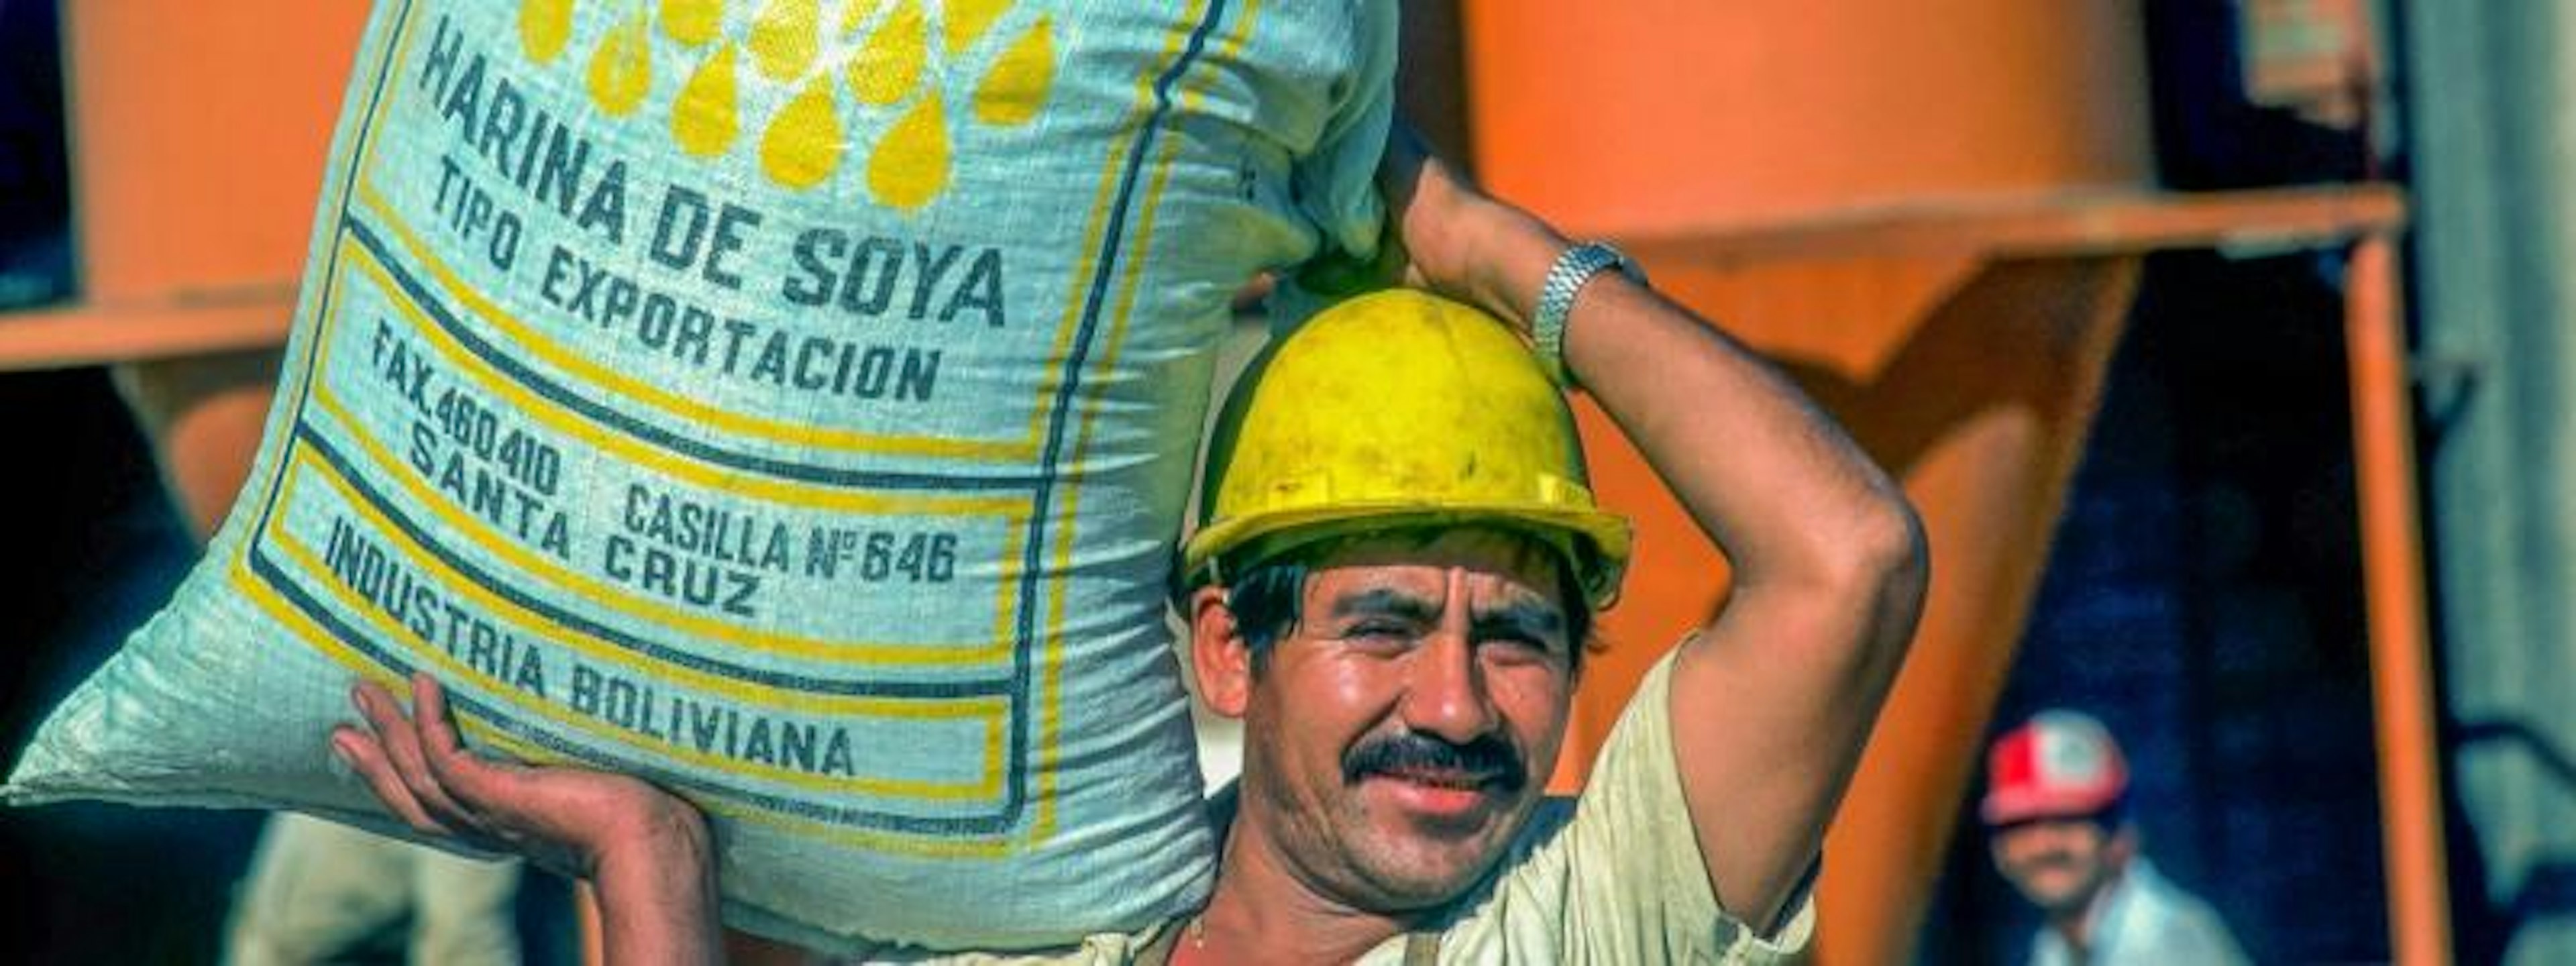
[1342,731,1527,792]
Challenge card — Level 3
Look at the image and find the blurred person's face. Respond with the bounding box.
[1989,814,2133,918]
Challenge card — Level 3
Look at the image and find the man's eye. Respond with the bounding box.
[1484,636,1560,664]
[1344,622,1422,647]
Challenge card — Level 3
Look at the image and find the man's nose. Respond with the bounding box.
[1399,629,1498,743]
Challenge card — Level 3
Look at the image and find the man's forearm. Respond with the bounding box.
[1560,256,1925,926]
[1386,145,1927,926]
[1388,144,1920,595]
[589,799,725,965]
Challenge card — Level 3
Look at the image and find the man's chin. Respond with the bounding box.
[1344,778,1534,902]
[2011,877,2094,916]
[1352,845,1503,911]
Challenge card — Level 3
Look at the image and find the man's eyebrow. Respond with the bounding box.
[1325,586,1442,623]
[1473,598,1567,642]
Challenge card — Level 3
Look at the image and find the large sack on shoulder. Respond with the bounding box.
[6,0,1392,952]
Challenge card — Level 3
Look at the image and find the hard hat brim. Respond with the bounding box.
[1979,786,2125,826]
[1181,500,1633,610]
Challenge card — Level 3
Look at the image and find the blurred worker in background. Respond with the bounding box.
[1983,710,2251,966]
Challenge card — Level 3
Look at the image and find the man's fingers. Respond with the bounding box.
[352,678,484,836]
[413,672,463,759]
[332,724,452,837]
[350,679,442,800]
[411,674,512,810]
[1375,117,1432,204]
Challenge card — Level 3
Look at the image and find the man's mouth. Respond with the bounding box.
[1365,766,1506,818]
[2018,853,2082,875]
[1342,731,1529,821]
[1376,765,1499,790]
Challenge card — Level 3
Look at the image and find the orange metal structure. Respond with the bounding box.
[2345,235,2456,966]
[11,0,367,368]
[1466,6,2152,961]
[2,1,369,531]
[1461,3,2449,963]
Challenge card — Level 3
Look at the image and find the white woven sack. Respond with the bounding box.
[7,0,1392,952]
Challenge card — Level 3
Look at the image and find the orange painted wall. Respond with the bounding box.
[64,1,369,305]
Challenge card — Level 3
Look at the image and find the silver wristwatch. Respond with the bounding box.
[1532,241,1646,388]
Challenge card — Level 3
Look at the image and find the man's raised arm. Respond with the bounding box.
[1382,131,1930,931]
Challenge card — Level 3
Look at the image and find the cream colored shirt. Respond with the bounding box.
[889,649,1815,965]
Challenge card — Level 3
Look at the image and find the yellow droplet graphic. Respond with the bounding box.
[661,0,724,46]
[973,15,1054,127]
[847,0,926,106]
[519,0,575,64]
[587,10,654,117]
[868,95,949,210]
[672,44,741,157]
[749,0,820,82]
[944,0,1009,55]
[762,76,845,190]
[837,0,886,37]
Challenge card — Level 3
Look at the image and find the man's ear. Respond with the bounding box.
[1189,585,1252,719]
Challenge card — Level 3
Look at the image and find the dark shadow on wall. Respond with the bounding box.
[0,368,266,963]
[2443,718,2576,965]
[0,0,72,307]
[1,0,260,954]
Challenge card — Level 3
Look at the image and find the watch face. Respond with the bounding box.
[1591,243,1645,286]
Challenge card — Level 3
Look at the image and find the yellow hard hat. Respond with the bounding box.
[1181,288,1631,608]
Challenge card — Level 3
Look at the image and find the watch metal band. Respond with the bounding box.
[1532,241,1640,388]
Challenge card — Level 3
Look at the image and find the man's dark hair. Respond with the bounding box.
[2085,798,2131,833]
[1222,525,1596,676]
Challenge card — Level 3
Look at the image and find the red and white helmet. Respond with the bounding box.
[1980,710,2129,825]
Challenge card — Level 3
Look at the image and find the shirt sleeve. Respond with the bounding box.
[1419,648,1817,965]
[2162,895,2254,966]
